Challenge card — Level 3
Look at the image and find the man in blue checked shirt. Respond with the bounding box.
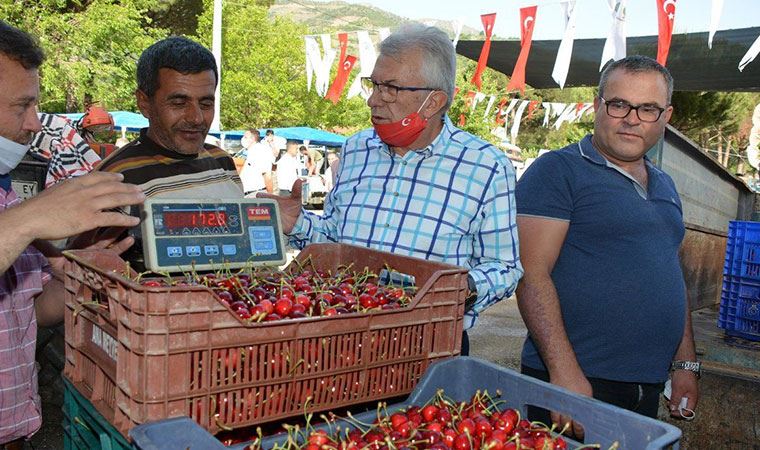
[264,24,522,353]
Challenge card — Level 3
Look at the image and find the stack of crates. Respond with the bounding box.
[62,243,467,439]
[718,221,760,341]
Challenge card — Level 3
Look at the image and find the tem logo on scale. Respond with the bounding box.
[247,206,271,221]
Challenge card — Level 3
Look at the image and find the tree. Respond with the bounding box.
[195,0,369,133]
[1,0,167,112]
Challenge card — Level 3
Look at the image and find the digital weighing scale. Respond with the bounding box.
[140,198,287,272]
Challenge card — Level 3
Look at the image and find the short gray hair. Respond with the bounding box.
[599,55,674,104]
[379,24,456,112]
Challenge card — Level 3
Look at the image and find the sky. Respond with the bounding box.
[318,0,760,40]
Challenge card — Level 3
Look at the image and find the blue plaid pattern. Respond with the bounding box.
[288,116,522,328]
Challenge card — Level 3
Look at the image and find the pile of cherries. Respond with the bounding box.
[137,263,416,322]
[242,390,576,450]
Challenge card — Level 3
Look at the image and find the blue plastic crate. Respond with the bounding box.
[717,276,760,341]
[724,221,760,279]
[64,378,132,450]
[130,357,682,450]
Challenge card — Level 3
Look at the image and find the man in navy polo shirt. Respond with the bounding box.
[515,55,699,436]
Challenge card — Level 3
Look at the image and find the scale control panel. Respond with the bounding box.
[140,198,286,272]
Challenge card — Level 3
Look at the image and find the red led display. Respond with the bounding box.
[163,211,227,229]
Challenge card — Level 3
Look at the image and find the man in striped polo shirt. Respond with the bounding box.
[264,25,523,353]
[98,37,243,271]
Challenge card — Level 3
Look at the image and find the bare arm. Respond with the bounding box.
[0,172,143,273]
[668,295,699,417]
[516,215,589,436]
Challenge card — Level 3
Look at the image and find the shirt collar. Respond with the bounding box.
[578,133,656,170]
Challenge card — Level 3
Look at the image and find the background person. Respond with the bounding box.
[262,25,522,352]
[275,142,301,196]
[323,151,339,191]
[299,145,315,176]
[239,128,274,196]
[0,21,144,448]
[96,36,242,271]
[515,55,699,437]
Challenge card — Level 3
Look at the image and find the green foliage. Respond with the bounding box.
[1,0,167,112]
[196,0,369,132]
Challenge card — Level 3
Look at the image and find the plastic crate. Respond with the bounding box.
[64,377,131,450]
[63,243,467,438]
[718,275,760,341]
[129,357,682,450]
[723,221,760,279]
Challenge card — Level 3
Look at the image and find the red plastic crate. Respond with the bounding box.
[62,243,467,438]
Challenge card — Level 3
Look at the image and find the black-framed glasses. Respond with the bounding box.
[360,77,436,102]
[600,97,667,123]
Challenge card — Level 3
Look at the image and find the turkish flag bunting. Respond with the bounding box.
[325,54,356,104]
[507,6,538,94]
[472,13,497,90]
[464,90,477,109]
[656,0,677,65]
[527,100,540,119]
[458,114,466,127]
[495,98,509,125]
[337,33,348,66]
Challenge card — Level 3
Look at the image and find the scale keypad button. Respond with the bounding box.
[222,244,237,255]
[186,246,201,257]
[167,246,183,258]
[204,245,219,256]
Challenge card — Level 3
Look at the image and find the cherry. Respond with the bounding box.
[274,298,293,316]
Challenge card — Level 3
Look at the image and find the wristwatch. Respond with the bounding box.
[670,360,701,378]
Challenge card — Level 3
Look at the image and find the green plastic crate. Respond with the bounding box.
[64,378,132,450]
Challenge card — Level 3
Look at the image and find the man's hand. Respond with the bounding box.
[549,368,592,439]
[18,172,145,242]
[669,369,699,419]
[257,179,304,234]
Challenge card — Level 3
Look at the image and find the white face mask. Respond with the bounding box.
[0,135,30,175]
[240,137,251,148]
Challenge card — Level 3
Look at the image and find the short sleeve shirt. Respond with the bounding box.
[516,135,686,383]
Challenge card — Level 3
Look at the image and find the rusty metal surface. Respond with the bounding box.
[679,227,727,311]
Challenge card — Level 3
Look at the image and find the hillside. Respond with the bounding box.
[269,0,481,37]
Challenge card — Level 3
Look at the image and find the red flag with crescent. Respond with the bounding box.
[338,32,348,66]
[325,55,356,104]
[472,13,496,90]
[657,0,677,66]
[506,6,538,94]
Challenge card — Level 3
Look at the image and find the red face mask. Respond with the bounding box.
[373,92,433,148]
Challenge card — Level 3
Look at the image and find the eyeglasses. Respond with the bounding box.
[599,97,667,123]
[360,77,436,102]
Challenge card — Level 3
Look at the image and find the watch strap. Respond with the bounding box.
[671,360,701,377]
